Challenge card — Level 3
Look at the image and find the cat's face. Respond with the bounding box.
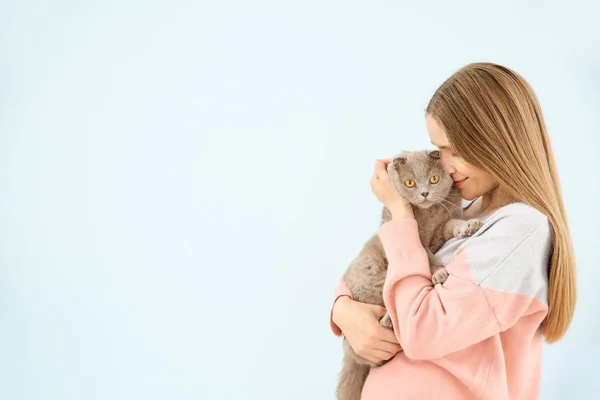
[387,150,454,209]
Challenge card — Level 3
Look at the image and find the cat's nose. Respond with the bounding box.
[422,191,429,198]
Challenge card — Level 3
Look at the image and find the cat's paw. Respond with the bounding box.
[379,313,393,329]
[431,267,449,285]
[454,219,484,238]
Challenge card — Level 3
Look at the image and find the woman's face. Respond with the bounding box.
[426,114,498,201]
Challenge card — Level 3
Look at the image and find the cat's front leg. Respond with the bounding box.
[380,312,393,329]
[440,218,483,240]
[453,219,484,238]
[426,248,448,285]
[431,268,449,285]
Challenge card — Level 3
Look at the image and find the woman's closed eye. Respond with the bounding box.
[440,147,459,158]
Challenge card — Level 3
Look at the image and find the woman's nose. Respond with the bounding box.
[440,157,455,175]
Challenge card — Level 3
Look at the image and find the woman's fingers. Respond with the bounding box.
[364,348,398,364]
[378,325,400,344]
[362,354,381,364]
[376,339,402,354]
[370,173,378,186]
[374,161,390,182]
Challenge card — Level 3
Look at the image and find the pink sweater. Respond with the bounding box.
[330,203,551,399]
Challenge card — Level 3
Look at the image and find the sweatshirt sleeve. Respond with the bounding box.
[329,277,353,337]
[379,212,551,360]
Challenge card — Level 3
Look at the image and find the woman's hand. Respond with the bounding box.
[332,296,402,363]
[370,159,413,219]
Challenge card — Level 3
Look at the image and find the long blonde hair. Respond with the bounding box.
[426,62,576,343]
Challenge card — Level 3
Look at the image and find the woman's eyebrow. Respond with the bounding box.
[430,141,450,150]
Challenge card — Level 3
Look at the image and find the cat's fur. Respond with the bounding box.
[336,150,484,400]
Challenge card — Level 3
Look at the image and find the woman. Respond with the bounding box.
[329,62,577,399]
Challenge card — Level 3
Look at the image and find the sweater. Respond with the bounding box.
[330,203,552,399]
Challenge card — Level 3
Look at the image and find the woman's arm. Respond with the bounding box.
[330,277,353,336]
[329,277,402,363]
[379,212,551,360]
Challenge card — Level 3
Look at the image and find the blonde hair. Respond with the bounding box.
[426,62,576,343]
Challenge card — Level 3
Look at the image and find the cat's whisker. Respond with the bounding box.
[434,197,453,218]
[431,195,461,218]
[437,196,462,212]
[436,194,461,207]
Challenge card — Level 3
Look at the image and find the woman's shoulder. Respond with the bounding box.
[462,202,552,299]
[476,202,551,242]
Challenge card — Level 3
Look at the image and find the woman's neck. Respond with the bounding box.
[467,187,516,219]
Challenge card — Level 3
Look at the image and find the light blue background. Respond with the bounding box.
[1,1,598,399]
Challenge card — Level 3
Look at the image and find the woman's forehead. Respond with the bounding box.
[426,115,449,148]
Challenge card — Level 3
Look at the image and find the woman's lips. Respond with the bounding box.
[454,178,468,188]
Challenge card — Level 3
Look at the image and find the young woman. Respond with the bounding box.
[330,62,577,399]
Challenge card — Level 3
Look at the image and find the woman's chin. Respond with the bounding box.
[459,189,476,201]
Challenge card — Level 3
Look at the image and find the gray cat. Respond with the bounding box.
[336,149,484,400]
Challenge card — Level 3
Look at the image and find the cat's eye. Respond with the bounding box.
[429,175,440,184]
[404,179,416,188]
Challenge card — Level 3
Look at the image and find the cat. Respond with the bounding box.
[336,149,484,400]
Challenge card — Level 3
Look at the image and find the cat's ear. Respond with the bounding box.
[393,157,406,168]
[428,150,440,160]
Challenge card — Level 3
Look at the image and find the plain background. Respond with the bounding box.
[1,1,599,399]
